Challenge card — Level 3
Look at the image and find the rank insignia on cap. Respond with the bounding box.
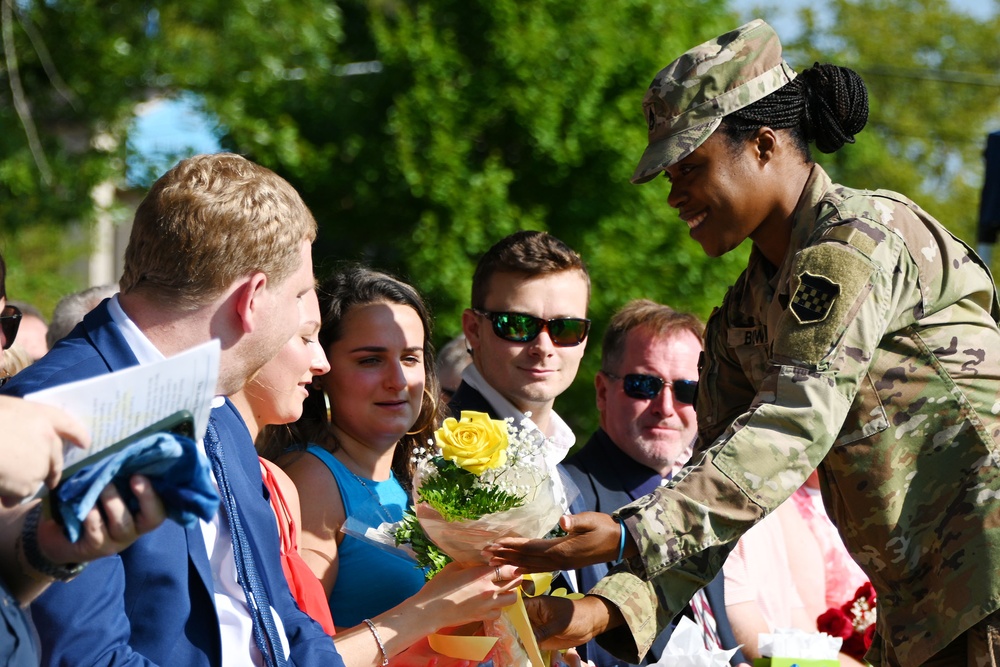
[790,272,839,324]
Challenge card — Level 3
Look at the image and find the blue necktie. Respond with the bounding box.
[204,421,287,667]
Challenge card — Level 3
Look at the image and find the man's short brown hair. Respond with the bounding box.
[120,153,317,309]
[470,231,589,309]
[601,299,704,372]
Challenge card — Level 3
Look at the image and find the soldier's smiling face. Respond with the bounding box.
[663,129,787,260]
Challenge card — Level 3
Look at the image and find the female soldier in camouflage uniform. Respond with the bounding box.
[487,19,1000,667]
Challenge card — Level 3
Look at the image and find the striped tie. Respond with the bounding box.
[689,588,722,650]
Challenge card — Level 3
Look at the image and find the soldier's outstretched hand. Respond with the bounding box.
[483,512,632,572]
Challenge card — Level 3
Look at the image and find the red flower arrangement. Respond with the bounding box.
[817,582,877,662]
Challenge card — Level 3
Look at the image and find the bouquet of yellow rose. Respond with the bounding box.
[393,410,568,667]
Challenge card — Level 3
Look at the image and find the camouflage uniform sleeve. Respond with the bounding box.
[587,570,666,662]
[613,216,904,605]
[589,548,728,660]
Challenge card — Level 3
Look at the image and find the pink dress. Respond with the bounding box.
[723,508,805,630]
[790,485,870,609]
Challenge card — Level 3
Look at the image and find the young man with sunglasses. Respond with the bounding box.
[451,230,591,466]
[562,299,747,667]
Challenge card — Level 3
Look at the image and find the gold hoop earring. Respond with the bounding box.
[322,389,333,424]
[405,387,437,436]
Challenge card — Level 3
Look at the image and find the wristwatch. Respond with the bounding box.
[20,503,86,581]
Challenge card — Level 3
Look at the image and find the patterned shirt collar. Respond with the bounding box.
[460,363,575,466]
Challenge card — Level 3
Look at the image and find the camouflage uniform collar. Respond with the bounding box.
[738,164,832,325]
[741,164,830,293]
[777,163,833,277]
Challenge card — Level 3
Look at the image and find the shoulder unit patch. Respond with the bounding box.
[790,272,840,324]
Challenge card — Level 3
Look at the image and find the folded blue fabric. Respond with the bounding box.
[54,432,221,543]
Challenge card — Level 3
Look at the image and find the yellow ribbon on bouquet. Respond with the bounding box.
[426,632,499,662]
[427,572,578,665]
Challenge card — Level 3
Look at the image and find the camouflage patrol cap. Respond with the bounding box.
[631,19,797,184]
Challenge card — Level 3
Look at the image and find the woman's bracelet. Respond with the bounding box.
[362,618,388,666]
[614,516,627,564]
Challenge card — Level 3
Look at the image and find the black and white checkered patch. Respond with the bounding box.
[790,272,839,324]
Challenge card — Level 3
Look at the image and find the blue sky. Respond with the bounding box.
[127,95,221,185]
[731,0,995,38]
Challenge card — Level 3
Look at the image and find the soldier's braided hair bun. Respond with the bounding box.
[720,63,869,158]
[797,63,869,153]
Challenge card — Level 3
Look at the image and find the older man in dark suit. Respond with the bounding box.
[563,299,746,666]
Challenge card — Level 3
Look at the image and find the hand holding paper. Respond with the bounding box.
[14,341,222,564]
[53,430,219,543]
[35,474,167,569]
[0,396,89,500]
[24,339,219,474]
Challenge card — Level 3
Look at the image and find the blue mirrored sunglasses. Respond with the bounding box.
[604,372,697,406]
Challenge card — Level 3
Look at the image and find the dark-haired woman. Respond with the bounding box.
[486,19,1000,667]
[281,268,432,628]
[266,267,522,665]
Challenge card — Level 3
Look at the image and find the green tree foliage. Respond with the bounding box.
[0,4,124,231]
[0,2,131,310]
[772,0,1000,252]
[2,0,746,434]
[0,0,342,310]
[4,0,999,437]
[208,0,746,434]
[1,223,84,314]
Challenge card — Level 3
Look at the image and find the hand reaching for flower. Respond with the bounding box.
[484,512,635,572]
[396,410,566,573]
[413,562,522,629]
[392,410,573,665]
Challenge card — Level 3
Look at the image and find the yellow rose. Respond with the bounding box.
[435,411,509,475]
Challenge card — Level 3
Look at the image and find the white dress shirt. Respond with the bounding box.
[459,364,579,591]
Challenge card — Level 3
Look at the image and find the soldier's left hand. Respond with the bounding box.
[523,594,623,650]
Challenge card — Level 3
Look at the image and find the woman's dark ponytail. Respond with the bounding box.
[798,63,869,154]
[720,62,869,159]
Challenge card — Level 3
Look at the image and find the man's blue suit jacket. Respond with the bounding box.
[563,429,746,667]
[1,300,343,667]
